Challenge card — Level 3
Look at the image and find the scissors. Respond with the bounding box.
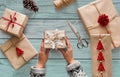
[67,21,89,49]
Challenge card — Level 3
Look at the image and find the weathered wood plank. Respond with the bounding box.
[0,0,120,77]
[0,20,88,38]
[0,39,120,59]
[0,0,120,19]
[0,59,119,77]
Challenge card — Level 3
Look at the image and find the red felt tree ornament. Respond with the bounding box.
[16,47,24,57]
[97,52,105,61]
[97,40,104,50]
[96,37,105,77]
[98,62,105,72]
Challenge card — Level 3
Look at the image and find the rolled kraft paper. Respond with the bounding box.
[77,0,120,49]
[0,8,28,38]
[54,0,75,9]
[0,34,37,69]
[90,34,112,77]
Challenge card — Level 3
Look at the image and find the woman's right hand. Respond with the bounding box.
[59,37,75,64]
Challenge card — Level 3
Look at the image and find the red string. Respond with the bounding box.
[2,12,24,32]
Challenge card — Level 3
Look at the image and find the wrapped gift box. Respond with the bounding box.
[0,34,37,69]
[44,30,66,49]
[78,0,120,49]
[0,8,28,38]
[90,34,112,77]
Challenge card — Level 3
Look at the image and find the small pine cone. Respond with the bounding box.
[23,0,39,12]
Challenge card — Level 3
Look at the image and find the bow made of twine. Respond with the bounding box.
[2,12,24,32]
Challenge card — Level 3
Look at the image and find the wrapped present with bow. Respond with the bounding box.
[0,34,37,69]
[44,30,66,49]
[78,0,120,49]
[0,8,28,38]
[90,34,112,77]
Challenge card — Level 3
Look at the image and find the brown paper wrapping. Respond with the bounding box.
[77,0,120,49]
[0,34,37,69]
[44,30,66,49]
[90,34,112,77]
[0,8,28,38]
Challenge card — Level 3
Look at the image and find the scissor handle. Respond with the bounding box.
[77,43,83,49]
[77,39,89,49]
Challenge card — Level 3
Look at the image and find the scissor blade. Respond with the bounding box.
[67,21,78,35]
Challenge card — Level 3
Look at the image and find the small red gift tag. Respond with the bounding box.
[16,47,24,57]
[12,24,14,28]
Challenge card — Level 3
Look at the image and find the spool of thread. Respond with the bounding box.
[54,0,75,9]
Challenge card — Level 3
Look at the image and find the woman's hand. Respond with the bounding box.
[36,39,50,68]
[59,37,75,64]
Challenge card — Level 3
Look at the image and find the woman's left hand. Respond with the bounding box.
[36,39,50,68]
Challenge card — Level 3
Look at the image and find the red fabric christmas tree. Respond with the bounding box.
[97,52,105,61]
[96,38,105,77]
[98,62,105,71]
[16,47,24,57]
[97,40,104,50]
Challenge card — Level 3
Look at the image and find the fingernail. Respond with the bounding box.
[42,38,44,41]
[66,36,69,39]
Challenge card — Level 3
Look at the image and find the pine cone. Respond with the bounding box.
[23,0,39,12]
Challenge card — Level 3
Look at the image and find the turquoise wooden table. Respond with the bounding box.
[0,0,120,77]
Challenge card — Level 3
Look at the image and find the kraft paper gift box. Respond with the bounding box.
[44,30,66,49]
[90,34,112,77]
[78,0,120,49]
[0,8,28,38]
[0,34,37,69]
